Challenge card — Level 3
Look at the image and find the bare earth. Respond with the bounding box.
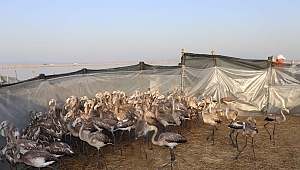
[12,114,300,170]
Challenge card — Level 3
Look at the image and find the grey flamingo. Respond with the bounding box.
[264,107,289,145]
[73,118,113,170]
[201,99,222,145]
[234,122,258,160]
[148,125,187,170]
[228,117,256,150]
[4,142,59,169]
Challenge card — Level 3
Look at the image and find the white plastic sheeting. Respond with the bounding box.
[184,67,269,115]
[1,57,300,157]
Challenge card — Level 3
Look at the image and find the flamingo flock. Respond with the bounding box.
[0,88,289,169]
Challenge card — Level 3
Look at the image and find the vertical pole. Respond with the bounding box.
[181,48,185,56]
[32,70,34,78]
[138,62,145,92]
[180,48,186,94]
[6,71,9,84]
[0,73,2,85]
[181,48,186,66]
[271,56,276,62]
[212,50,217,66]
[291,60,295,65]
[266,56,273,114]
[15,70,19,82]
[139,62,145,92]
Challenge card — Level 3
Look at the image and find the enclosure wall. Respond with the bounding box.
[1,56,300,150]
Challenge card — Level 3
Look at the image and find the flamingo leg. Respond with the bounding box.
[59,156,66,170]
[46,166,59,170]
[229,129,236,147]
[139,138,147,159]
[235,132,239,151]
[73,138,82,157]
[119,130,125,155]
[22,165,32,170]
[126,130,134,153]
[235,136,248,160]
[273,124,276,145]
[206,125,216,145]
[251,137,256,161]
[127,130,133,146]
[147,132,153,150]
[99,148,109,170]
[158,148,175,170]
[164,126,168,132]
[111,131,116,155]
[95,149,100,170]
[264,122,272,140]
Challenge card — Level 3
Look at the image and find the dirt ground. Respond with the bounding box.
[11,114,300,170]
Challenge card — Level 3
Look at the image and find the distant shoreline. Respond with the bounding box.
[1,60,297,69]
[0,61,179,69]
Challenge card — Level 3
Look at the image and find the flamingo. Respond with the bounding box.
[234,122,258,160]
[3,142,59,169]
[228,117,256,150]
[264,107,289,145]
[148,125,187,169]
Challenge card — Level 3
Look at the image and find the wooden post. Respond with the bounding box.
[0,73,2,85]
[15,70,19,82]
[32,70,34,78]
[212,50,217,66]
[271,56,276,62]
[180,48,186,94]
[180,48,186,66]
[6,71,9,84]
[266,55,274,114]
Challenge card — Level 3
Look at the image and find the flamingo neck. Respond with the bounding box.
[203,99,206,110]
[225,107,229,116]
[149,125,159,146]
[88,102,95,116]
[171,96,177,119]
[155,105,159,118]
[281,109,286,122]
[84,103,89,114]
[79,120,88,141]
[140,108,147,122]
[99,110,103,119]
[172,96,175,114]
[115,102,119,114]
[67,119,78,136]
[247,117,256,125]
[201,101,207,116]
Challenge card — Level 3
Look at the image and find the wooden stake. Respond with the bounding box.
[15,70,19,82]
[271,56,276,62]
[6,71,9,84]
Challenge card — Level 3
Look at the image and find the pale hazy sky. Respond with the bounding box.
[1,0,299,64]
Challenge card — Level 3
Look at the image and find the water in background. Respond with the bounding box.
[0,65,131,81]
[0,62,178,81]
